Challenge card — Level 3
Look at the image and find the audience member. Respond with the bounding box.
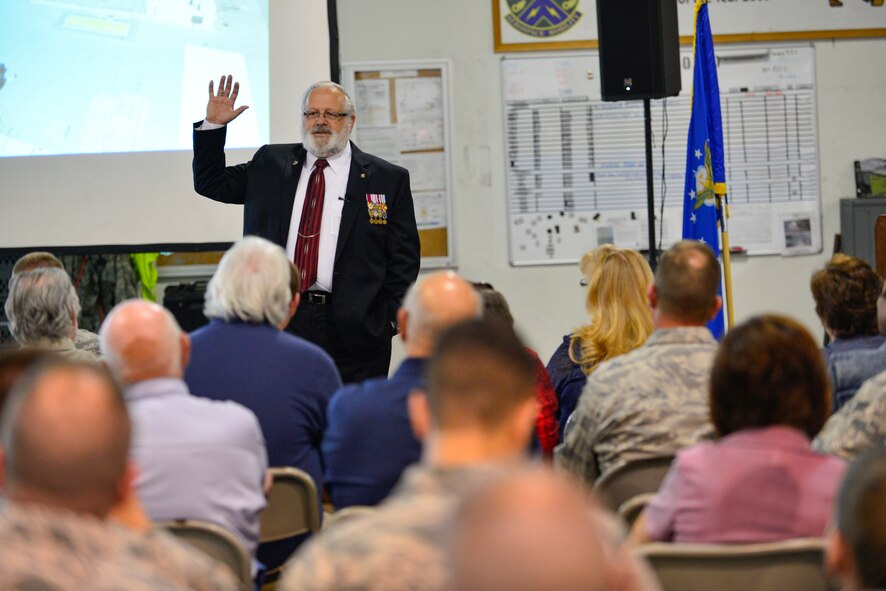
[631,314,846,544]
[826,278,886,414]
[4,268,98,361]
[472,282,559,458]
[556,240,720,483]
[323,271,480,509]
[547,245,654,436]
[100,299,267,569]
[280,319,541,591]
[9,251,101,356]
[184,237,341,571]
[811,254,884,410]
[449,468,659,591]
[814,367,886,460]
[826,447,886,591]
[0,358,237,590]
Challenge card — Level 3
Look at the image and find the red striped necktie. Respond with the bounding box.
[294,158,329,291]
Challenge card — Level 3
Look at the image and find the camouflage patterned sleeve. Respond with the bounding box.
[277,540,330,591]
[813,373,886,461]
[554,380,604,486]
[279,523,447,591]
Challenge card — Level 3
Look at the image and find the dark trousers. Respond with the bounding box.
[288,293,392,384]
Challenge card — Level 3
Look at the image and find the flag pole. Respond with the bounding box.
[716,192,734,329]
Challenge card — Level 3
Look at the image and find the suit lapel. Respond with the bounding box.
[335,142,370,265]
[279,145,307,246]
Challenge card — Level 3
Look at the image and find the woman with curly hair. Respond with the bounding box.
[546,245,654,437]
[810,253,885,411]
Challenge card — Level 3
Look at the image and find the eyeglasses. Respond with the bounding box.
[303,110,350,121]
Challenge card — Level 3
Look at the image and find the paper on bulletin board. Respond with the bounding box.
[346,62,455,267]
[414,191,447,230]
[394,152,446,192]
[780,213,817,257]
[354,78,392,127]
[354,126,400,162]
[399,118,444,152]
[395,77,443,121]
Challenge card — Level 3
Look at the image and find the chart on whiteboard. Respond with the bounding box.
[503,46,820,265]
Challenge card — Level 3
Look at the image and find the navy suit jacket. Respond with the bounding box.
[321,357,425,508]
[192,124,421,350]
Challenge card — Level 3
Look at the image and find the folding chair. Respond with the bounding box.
[594,455,674,512]
[259,467,321,582]
[159,518,252,590]
[637,538,835,591]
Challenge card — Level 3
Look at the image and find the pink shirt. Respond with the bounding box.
[645,426,846,543]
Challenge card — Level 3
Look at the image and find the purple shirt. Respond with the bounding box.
[645,426,846,543]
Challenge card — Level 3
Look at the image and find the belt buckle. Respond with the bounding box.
[307,292,327,305]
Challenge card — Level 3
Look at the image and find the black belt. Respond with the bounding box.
[304,291,331,305]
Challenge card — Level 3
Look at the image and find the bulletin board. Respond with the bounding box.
[343,60,456,269]
[502,45,822,265]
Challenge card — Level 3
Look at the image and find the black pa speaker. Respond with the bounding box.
[596,0,681,101]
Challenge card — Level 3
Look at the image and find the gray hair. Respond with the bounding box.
[301,81,356,116]
[5,268,81,345]
[204,236,293,327]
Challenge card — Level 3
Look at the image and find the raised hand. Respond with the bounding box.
[206,74,249,125]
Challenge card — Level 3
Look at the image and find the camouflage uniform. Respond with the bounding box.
[280,464,660,591]
[556,327,718,484]
[0,503,238,591]
[813,368,886,460]
[60,254,138,332]
[280,465,496,591]
[75,328,102,356]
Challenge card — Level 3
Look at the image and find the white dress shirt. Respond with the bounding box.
[198,120,350,292]
[284,144,350,292]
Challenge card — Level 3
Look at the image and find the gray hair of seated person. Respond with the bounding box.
[4,268,81,346]
[204,236,293,327]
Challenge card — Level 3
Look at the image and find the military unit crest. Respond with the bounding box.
[505,0,582,38]
[366,194,387,225]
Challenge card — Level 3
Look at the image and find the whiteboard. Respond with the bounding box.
[343,60,456,269]
[502,45,821,266]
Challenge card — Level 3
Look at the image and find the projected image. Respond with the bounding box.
[0,0,269,157]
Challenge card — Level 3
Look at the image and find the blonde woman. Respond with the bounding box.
[546,245,654,437]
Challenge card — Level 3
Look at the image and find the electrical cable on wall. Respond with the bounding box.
[658,98,669,253]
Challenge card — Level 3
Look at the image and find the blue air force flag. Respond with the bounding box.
[682,0,726,339]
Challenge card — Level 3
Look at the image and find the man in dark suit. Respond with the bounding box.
[192,75,420,382]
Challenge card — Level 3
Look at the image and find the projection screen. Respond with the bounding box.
[0,0,334,251]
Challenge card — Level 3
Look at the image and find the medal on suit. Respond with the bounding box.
[366,194,388,225]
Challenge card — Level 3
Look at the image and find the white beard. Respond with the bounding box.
[303,119,353,158]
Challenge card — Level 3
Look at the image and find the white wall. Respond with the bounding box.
[336,0,886,365]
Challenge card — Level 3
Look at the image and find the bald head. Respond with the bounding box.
[450,469,611,591]
[0,360,130,517]
[400,271,482,357]
[653,240,721,325]
[100,299,188,385]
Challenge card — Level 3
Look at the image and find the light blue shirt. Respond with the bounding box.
[125,377,267,560]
